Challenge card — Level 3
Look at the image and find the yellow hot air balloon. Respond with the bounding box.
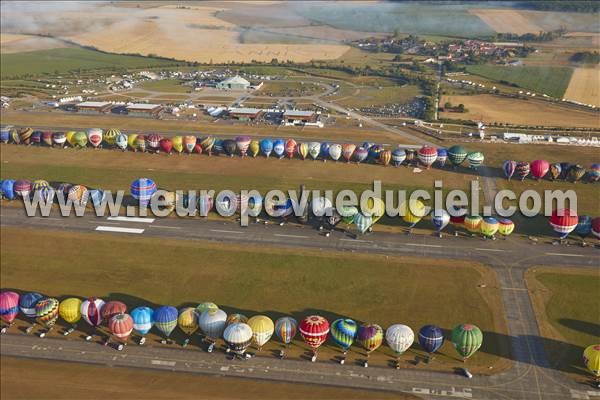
[361,197,385,225]
[464,215,483,234]
[584,344,600,378]
[65,131,77,146]
[127,134,138,150]
[59,297,82,325]
[249,140,260,158]
[162,191,178,213]
[480,217,499,238]
[172,136,183,154]
[178,307,199,336]
[400,199,426,228]
[247,315,274,350]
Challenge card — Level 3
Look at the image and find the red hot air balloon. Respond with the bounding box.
[146,134,162,153]
[101,301,127,321]
[194,143,203,154]
[417,146,438,169]
[299,315,330,362]
[109,313,134,349]
[285,139,297,159]
[592,217,600,239]
[549,208,578,240]
[159,138,173,154]
[342,143,356,163]
[531,160,550,181]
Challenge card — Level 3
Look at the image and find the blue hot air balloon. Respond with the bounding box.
[131,306,154,336]
[418,325,444,354]
[575,215,592,239]
[368,144,383,162]
[431,209,450,234]
[320,142,331,160]
[354,147,369,163]
[130,178,157,207]
[273,139,285,159]
[0,126,11,143]
[1,179,16,200]
[436,148,448,168]
[362,142,374,151]
[154,306,178,340]
[260,138,273,158]
[213,139,224,155]
[19,292,44,318]
[391,149,406,167]
[89,189,106,209]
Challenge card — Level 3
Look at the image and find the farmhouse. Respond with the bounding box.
[126,103,164,118]
[227,107,263,121]
[216,76,251,90]
[75,101,113,114]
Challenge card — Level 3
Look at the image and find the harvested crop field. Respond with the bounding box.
[471,9,600,34]
[440,94,600,128]
[564,67,600,107]
[0,33,68,54]
[469,9,542,34]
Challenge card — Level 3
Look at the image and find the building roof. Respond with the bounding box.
[284,110,315,117]
[220,75,250,86]
[228,107,262,115]
[76,101,112,108]
[126,103,162,110]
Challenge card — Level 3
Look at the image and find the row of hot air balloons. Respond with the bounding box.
[0,291,484,365]
[0,126,486,170]
[548,208,600,241]
[503,160,599,183]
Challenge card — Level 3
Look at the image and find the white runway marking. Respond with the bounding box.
[210,229,244,234]
[151,360,176,366]
[545,252,584,258]
[107,216,155,223]
[475,248,505,252]
[274,234,309,239]
[95,226,145,234]
[405,243,442,248]
[151,225,181,230]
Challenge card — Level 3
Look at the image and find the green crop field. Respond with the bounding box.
[336,84,422,108]
[0,47,185,79]
[466,65,574,99]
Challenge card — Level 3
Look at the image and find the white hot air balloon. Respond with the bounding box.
[328,144,342,161]
[311,196,333,218]
[431,209,450,237]
[223,322,253,355]
[386,324,414,358]
[198,308,227,340]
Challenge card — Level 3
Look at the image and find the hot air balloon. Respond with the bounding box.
[131,306,154,343]
[109,313,133,349]
[35,297,60,335]
[498,218,515,238]
[549,208,578,240]
[516,161,530,181]
[57,183,72,201]
[319,142,331,160]
[0,126,10,143]
[311,196,333,218]
[530,159,549,181]
[448,145,467,168]
[342,143,356,163]
[480,217,499,239]
[0,291,19,332]
[115,133,128,151]
[386,324,414,362]
[73,131,88,148]
[87,128,103,148]
[178,307,199,345]
[362,142,375,151]
[431,209,450,236]
[357,324,384,366]
[172,136,184,154]
[18,127,33,145]
[418,146,438,169]
[391,148,406,167]
[126,133,138,150]
[104,128,120,146]
[234,135,251,157]
[19,292,43,320]
[59,297,82,329]
[200,136,216,156]
[102,300,127,321]
[146,134,162,153]
[154,306,178,343]
[223,322,253,356]
[158,138,172,154]
[592,217,600,239]
[299,315,329,361]
[589,164,600,183]
[65,131,77,147]
[436,148,448,168]
[274,317,297,349]
[567,165,586,183]
[32,179,49,191]
[14,179,32,198]
[197,194,214,217]
[549,163,561,181]
[10,127,20,144]
[400,199,426,229]
[308,142,320,160]
[41,131,53,146]
[451,324,483,361]
[194,139,203,154]
[353,213,373,235]
[406,148,417,165]
[1,179,15,200]
[467,151,484,170]
[196,302,219,316]
[249,140,260,157]
[67,185,88,206]
[297,142,309,160]
[226,313,248,326]
[583,344,600,379]
[222,139,236,157]
[418,325,444,357]
[80,297,105,335]
[89,189,106,209]
[368,145,383,163]
[247,315,275,351]
[503,160,517,181]
[136,134,147,152]
[199,308,227,341]
[182,135,197,154]
[380,149,392,166]
[260,138,273,158]
[464,215,483,235]
[285,138,297,159]
[30,130,41,145]
[354,147,369,163]
[213,139,224,155]
[53,132,67,148]
[576,215,592,244]
[330,318,357,353]
[130,178,157,207]
[329,143,342,161]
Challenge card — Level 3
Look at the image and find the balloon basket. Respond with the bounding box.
[0,327,6,334]
[25,326,33,334]
[85,335,93,341]
[311,354,317,363]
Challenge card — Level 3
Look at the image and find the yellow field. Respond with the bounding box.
[563,67,600,107]
[0,33,68,54]
[469,9,542,34]
[563,32,600,48]
[440,94,600,128]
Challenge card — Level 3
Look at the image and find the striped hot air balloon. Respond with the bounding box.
[516,161,530,181]
[130,178,157,207]
[297,142,309,160]
[0,291,20,325]
[10,128,20,144]
[19,292,43,319]
[35,298,60,329]
[154,306,178,341]
[329,143,342,161]
[224,323,253,355]
[285,138,297,159]
[549,208,578,239]
[200,136,216,156]
[101,301,127,321]
[53,132,67,147]
[260,138,273,158]
[89,189,106,208]
[353,213,373,235]
[354,147,369,163]
[531,159,549,180]
[447,145,467,168]
[235,135,251,157]
[436,148,448,168]
[498,218,515,237]
[87,128,103,148]
[178,307,199,336]
[391,148,406,167]
[274,317,297,346]
[342,143,356,163]
[109,313,134,344]
[146,134,162,152]
[81,297,105,327]
[299,315,329,359]
[18,127,34,145]
[467,151,484,170]
[103,128,120,146]
[480,217,499,238]
[549,163,562,181]
[331,318,357,352]
[33,186,55,203]
[248,315,275,350]
[379,149,391,166]
[503,160,517,180]
[67,185,88,206]
[451,324,483,361]
[418,146,438,169]
[464,215,483,235]
[14,179,32,198]
[41,131,53,146]
[32,179,49,191]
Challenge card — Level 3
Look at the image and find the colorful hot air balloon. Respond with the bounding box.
[10,127,20,144]
[80,297,105,328]
[329,143,342,161]
[391,148,406,167]
[464,215,483,235]
[418,146,437,169]
[467,151,484,170]
[226,313,248,326]
[354,147,369,163]
[368,145,383,162]
[115,133,128,151]
[0,126,10,143]
[223,323,253,355]
[182,136,197,154]
[104,128,120,146]
[353,213,373,235]
[431,209,450,235]
[178,307,199,336]
[196,302,219,316]
[567,165,586,183]
[109,313,134,346]
[18,127,34,145]
[451,324,483,361]
[448,145,467,168]
[0,291,20,326]
[357,323,384,359]
[235,135,251,157]
[223,139,237,157]
[549,208,578,239]
[530,159,549,180]
[342,143,356,163]
[480,217,499,238]
[34,186,54,203]
[154,306,178,341]
[102,300,127,321]
[1,179,16,200]
[503,160,517,181]
[67,185,88,206]
[14,179,32,198]
[87,128,103,148]
[146,134,162,152]
[386,324,414,357]
[199,308,227,340]
[418,325,444,355]
[297,142,308,160]
[436,148,448,168]
[379,149,392,166]
[200,136,215,156]
[53,132,66,147]
[31,130,43,145]
[35,297,60,329]
[274,317,297,346]
[285,138,297,159]
[19,292,43,319]
[498,218,515,237]
[589,164,600,183]
[32,179,49,191]
[299,315,330,360]
[260,138,273,158]
[308,142,321,160]
[400,199,426,228]
[249,140,260,157]
[130,178,157,207]
[135,134,147,152]
[330,318,357,352]
[131,307,154,336]
[516,161,530,181]
[549,163,562,181]
[248,315,275,350]
[59,298,82,326]
[592,217,600,239]
[41,131,53,146]
[583,344,600,378]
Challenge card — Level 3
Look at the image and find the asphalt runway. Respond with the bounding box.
[1,206,599,399]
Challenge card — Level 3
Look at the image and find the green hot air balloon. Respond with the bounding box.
[447,145,468,168]
[73,131,88,148]
[567,165,586,183]
[466,151,484,170]
[451,324,483,361]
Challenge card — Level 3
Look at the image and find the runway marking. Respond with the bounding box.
[274,234,309,239]
[151,225,181,230]
[405,243,442,248]
[339,238,371,243]
[95,226,145,234]
[107,216,155,224]
[475,248,505,252]
[545,252,584,258]
[151,360,176,366]
[210,229,244,234]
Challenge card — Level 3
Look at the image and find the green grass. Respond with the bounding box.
[0,227,509,372]
[466,65,573,99]
[336,85,422,108]
[138,79,189,93]
[0,47,185,79]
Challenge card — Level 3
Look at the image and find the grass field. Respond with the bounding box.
[466,65,573,99]
[526,268,600,380]
[563,67,600,107]
[0,48,184,79]
[1,357,414,400]
[138,79,190,93]
[336,85,422,108]
[258,81,323,97]
[0,227,510,373]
